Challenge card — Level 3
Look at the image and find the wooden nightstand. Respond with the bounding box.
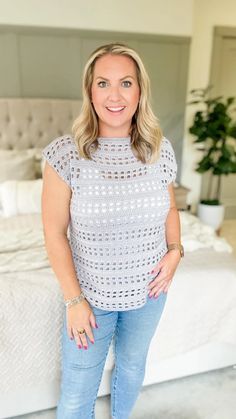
[174,184,191,211]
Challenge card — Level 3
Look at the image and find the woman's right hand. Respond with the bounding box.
[66,299,98,349]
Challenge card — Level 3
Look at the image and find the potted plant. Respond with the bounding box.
[188,85,236,230]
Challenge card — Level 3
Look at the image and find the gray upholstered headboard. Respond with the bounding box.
[0,98,82,150]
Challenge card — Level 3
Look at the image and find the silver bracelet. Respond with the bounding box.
[64,292,86,308]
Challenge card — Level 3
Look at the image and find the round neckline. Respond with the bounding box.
[97,136,131,144]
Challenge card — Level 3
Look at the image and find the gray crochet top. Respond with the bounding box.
[42,134,177,311]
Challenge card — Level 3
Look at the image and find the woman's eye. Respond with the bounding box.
[97,80,132,88]
[98,81,107,88]
[122,80,132,87]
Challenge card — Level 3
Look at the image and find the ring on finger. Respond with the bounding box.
[76,328,86,335]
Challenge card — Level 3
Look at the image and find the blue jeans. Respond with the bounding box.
[57,291,167,419]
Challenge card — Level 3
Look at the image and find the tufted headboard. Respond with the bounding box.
[0,98,83,150]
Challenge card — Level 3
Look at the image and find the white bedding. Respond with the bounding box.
[155,248,236,359]
[0,226,48,273]
[0,211,236,397]
[179,211,232,252]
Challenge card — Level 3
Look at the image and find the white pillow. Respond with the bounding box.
[0,149,40,210]
[0,149,37,182]
[0,179,42,217]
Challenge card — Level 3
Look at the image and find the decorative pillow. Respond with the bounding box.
[0,149,37,182]
[0,179,42,217]
[30,148,44,178]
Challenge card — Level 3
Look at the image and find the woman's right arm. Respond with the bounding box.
[41,161,96,347]
[41,161,82,300]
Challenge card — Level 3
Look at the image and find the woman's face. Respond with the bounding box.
[91,54,140,137]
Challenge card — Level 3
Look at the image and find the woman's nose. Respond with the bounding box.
[108,86,122,100]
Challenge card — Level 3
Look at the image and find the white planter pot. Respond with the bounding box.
[197,203,225,231]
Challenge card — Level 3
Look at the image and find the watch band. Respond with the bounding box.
[167,243,184,257]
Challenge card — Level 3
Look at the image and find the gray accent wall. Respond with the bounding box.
[0,25,190,182]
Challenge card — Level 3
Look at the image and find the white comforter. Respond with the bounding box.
[0,227,49,272]
[179,211,232,252]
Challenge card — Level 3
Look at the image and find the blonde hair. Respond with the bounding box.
[71,42,163,164]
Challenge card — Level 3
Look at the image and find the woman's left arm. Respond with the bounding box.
[148,183,182,297]
[165,183,181,245]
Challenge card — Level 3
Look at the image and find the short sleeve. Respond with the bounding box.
[42,135,72,187]
[160,137,178,184]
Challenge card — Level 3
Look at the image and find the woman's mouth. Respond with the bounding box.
[106,106,126,114]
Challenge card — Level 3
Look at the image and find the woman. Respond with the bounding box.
[41,42,183,419]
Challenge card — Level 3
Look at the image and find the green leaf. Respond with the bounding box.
[196,155,214,173]
[226,97,235,106]
[229,124,236,138]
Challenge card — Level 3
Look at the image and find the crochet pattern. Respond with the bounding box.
[42,134,177,311]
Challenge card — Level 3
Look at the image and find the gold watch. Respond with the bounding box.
[167,243,184,257]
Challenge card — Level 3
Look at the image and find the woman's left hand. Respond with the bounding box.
[148,250,181,298]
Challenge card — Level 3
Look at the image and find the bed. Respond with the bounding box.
[0,98,236,419]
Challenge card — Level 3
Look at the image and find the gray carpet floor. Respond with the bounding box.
[13,365,236,419]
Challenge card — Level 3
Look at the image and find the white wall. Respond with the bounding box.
[181,0,236,210]
[0,0,193,36]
